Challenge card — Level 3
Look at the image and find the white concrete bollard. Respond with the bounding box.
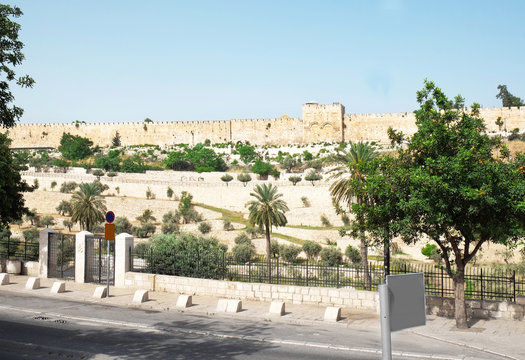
[25,277,40,290]
[216,299,229,312]
[132,289,149,304]
[269,301,285,316]
[51,281,66,294]
[176,294,192,308]
[324,306,342,322]
[226,299,242,313]
[93,286,107,298]
[0,273,9,285]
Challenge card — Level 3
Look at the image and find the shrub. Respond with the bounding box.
[146,187,155,199]
[320,214,331,227]
[237,173,252,187]
[134,241,150,258]
[161,211,180,234]
[289,175,302,186]
[223,219,234,231]
[301,196,310,207]
[279,244,302,263]
[320,246,343,266]
[60,181,78,193]
[50,181,57,190]
[136,209,156,224]
[132,223,156,238]
[234,233,252,245]
[302,240,322,260]
[221,174,233,186]
[345,245,361,264]
[107,171,118,177]
[166,186,174,199]
[198,221,212,234]
[59,133,93,160]
[233,243,255,263]
[114,216,132,234]
[22,227,39,243]
[305,170,322,186]
[270,239,280,258]
[341,214,350,226]
[421,243,442,263]
[307,159,323,171]
[251,159,273,180]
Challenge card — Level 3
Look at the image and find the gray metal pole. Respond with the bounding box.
[379,284,392,360]
[106,240,110,298]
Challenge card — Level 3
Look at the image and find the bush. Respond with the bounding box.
[22,227,39,243]
[60,181,78,193]
[279,244,302,263]
[107,171,118,177]
[56,200,72,216]
[245,226,263,238]
[161,211,180,234]
[421,243,442,263]
[198,221,212,234]
[345,245,361,264]
[301,196,310,207]
[132,223,156,238]
[50,181,57,189]
[59,133,93,160]
[270,239,280,258]
[320,214,331,227]
[289,175,302,186]
[166,186,174,199]
[234,233,251,245]
[223,219,234,231]
[146,187,155,199]
[252,160,273,180]
[302,240,322,260]
[114,216,132,234]
[134,241,150,258]
[92,169,105,179]
[341,214,350,226]
[232,243,254,263]
[63,219,73,231]
[148,233,227,278]
[320,246,343,266]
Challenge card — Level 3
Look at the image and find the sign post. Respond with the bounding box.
[104,211,115,298]
[379,273,426,360]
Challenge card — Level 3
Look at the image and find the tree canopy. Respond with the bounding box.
[349,80,525,329]
[496,84,525,107]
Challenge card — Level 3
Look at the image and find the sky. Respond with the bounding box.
[8,0,525,124]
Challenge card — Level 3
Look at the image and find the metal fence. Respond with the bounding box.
[132,250,525,302]
[0,238,39,261]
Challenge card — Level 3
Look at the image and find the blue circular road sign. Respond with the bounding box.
[105,211,115,223]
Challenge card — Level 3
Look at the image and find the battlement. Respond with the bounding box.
[5,103,525,148]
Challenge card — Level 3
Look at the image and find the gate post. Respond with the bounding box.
[75,231,93,283]
[38,228,57,278]
[115,233,134,288]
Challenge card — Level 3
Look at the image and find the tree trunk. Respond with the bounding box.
[265,224,271,283]
[454,268,469,329]
[359,232,371,291]
[383,238,390,277]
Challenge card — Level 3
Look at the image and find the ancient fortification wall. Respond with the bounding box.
[5,103,525,148]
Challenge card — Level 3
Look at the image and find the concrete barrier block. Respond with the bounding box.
[324,306,341,322]
[217,299,229,312]
[176,294,192,308]
[93,286,107,298]
[51,281,66,294]
[25,277,40,290]
[227,299,242,313]
[269,301,285,316]
[132,289,149,304]
[0,273,9,285]
[6,260,21,274]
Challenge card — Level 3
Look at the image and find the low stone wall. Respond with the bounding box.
[125,272,380,312]
[426,296,525,321]
[21,261,40,277]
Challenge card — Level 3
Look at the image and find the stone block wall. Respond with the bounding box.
[426,296,524,321]
[124,272,380,312]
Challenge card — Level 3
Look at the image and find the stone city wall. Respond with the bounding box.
[4,104,525,148]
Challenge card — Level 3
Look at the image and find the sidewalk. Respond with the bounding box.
[1,274,524,360]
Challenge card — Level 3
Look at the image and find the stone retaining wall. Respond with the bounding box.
[426,296,524,321]
[125,272,380,312]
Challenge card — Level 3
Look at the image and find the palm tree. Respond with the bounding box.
[328,142,378,290]
[71,182,107,232]
[245,183,289,282]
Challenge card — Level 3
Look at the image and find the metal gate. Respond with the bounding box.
[48,232,76,280]
[85,235,115,284]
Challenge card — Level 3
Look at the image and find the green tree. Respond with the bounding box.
[496,84,525,107]
[305,169,322,186]
[232,233,255,263]
[320,246,343,266]
[328,141,378,290]
[70,183,107,232]
[63,219,73,232]
[198,221,212,234]
[345,244,361,264]
[56,200,72,216]
[251,160,273,180]
[221,173,233,186]
[161,211,180,234]
[114,216,132,234]
[166,186,174,199]
[237,173,252,187]
[279,244,301,263]
[112,131,121,147]
[0,5,35,128]
[236,144,258,164]
[41,215,55,228]
[136,209,156,224]
[0,133,33,226]
[281,155,297,173]
[58,133,93,160]
[288,175,302,186]
[353,80,525,329]
[245,183,289,282]
[302,240,322,260]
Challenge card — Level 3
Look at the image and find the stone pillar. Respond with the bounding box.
[38,228,56,278]
[75,231,93,283]
[115,233,133,288]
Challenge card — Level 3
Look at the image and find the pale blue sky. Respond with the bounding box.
[9,0,525,124]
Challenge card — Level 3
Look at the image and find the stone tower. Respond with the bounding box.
[302,102,345,143]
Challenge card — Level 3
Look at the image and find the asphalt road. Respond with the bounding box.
[0,292,499,360]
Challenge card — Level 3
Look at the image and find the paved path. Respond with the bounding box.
[1,275,524,359]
